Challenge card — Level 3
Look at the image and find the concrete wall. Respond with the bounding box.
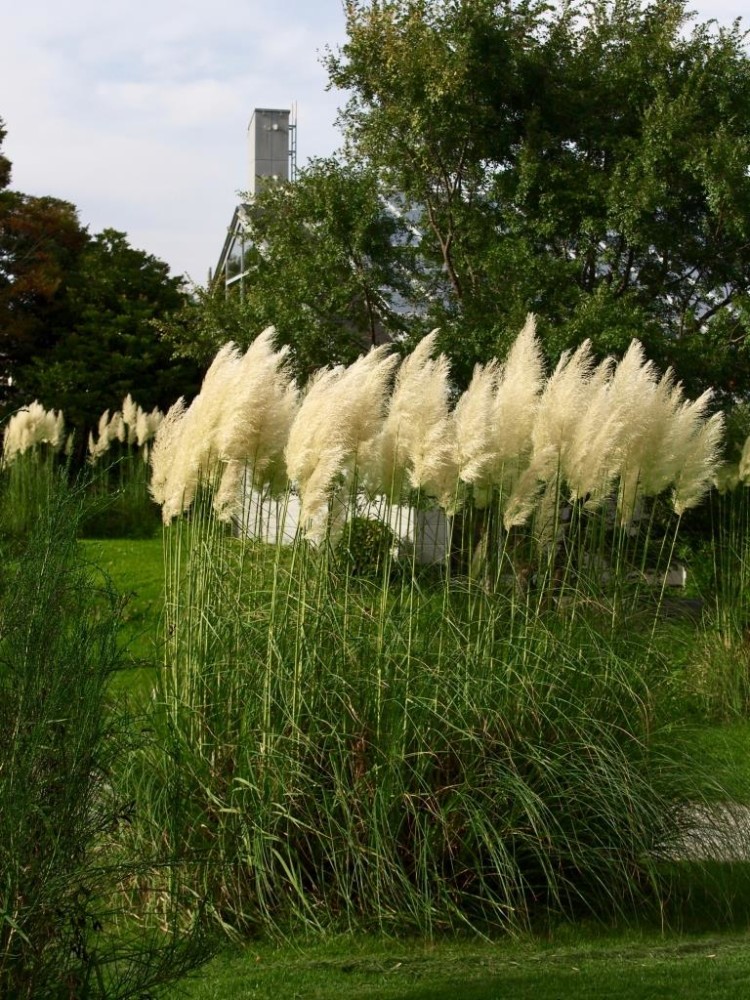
[248,108,290,194]
[238,487,449,564]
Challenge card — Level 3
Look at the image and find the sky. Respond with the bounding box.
[1,0,746,286]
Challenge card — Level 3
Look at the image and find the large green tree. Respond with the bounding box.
[21,229,201,437]
[0,122,201,445]
[327,0,750,393]
[0,121,89,404]
[165,158,415,379]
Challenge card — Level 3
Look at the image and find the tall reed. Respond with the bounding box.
[0,401,66,541]
[83,395,164,538]
[136,323,726,936]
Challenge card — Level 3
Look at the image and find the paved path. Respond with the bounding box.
[669,803,750,861]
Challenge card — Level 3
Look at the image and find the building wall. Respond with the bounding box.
[247,108,291,195]
[237,486,449,564]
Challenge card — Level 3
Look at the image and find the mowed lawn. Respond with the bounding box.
[168,931,750,999]
[81,536,164,700]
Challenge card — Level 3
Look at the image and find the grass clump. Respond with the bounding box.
[0,475,213,998]
[126,321,740,939]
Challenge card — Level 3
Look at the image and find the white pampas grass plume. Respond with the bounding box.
[136,406,164,447]
[454,359,501,504]
[503,446,557,530]
[531,339,596,476]
[492,314,545,468]
[88,408,112,463]
[284,364,345,542]
[612,351,723,523]
[365,332,457,507]
[213,328,299,520]
[739,435,750,484]
[135,409,151,448]
[671,405,724,516]
[149,397,187,514]
[563,356,622,506]
[286,345,397,543]
[108,411,126,444]
[2,401,65,465]
[465,314,545,513]
[160,343,242,521]
[714,462,740,493]
[615,362,678,524]
[122,394,138,444]
[503,340,594,528]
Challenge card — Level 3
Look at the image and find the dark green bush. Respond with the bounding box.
[336,515,397,576]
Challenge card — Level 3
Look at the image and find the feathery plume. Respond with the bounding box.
[286,345,397,543]
[122,394,139,444]
[2,401,65,465]
[149,397,187,514]
[739,434,750,484]
[454,359,501,505]
[365,332,457,508]
[672,407,724,515]
[564,356,621,506]
[159,343,242,521]
[485,314,546,506]
[503,340,594,528]
[214,328,299,520]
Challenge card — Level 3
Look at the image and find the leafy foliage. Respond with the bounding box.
[336,514,397,576]
[0,476,213,997]
[165,159,415,379]
[0,124,201,451]
[326,0,750,393]
[18,229,202,456]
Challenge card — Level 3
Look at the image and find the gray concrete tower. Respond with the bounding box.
[247,108,291,195]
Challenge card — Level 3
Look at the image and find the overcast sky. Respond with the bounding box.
[1,0,746,286]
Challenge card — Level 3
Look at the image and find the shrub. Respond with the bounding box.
[336,515,397,576]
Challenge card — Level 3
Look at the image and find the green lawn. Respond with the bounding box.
[81,536,164,699]
[168,931,750,999]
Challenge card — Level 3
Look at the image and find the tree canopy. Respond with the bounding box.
[321,0,750,394]
[164,158,416,380]
[0,121,201,448]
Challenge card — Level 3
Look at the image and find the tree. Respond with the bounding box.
[0,139,89,404]
[163,158,416,380]
[0,118,11,192]
[327,0,750,394]
[0,118,201,446]
[21,229,202,442]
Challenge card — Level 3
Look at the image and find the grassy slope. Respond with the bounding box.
[81,536,750,997]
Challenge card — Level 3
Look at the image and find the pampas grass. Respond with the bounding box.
[363,331,457,508]
[214,327,299,522]
[2,401,64,466]
[1,402,65,539]
[158,343,241,522]
[286,345,397,543]
[88,397,164,463]
[132,320,739,939]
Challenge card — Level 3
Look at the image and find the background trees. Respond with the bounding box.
[0,120,200,452]
[321,0,750,394]
[164,158,416,381]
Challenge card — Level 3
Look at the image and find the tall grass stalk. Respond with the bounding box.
[0,475,212,998]
[133,325,727,937]
[138,478,711,935]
